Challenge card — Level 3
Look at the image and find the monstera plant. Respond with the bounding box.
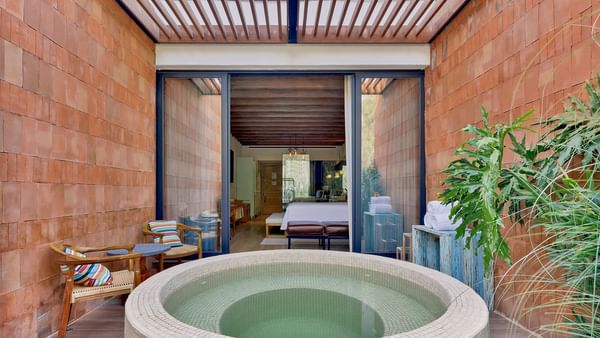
[440,107,535,275]
[442,75,600,336]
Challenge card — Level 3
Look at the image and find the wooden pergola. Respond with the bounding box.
[119,0,467,43]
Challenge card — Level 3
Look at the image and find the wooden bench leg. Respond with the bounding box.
[288,237,291,249]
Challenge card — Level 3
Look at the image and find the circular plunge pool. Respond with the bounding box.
[125,250,489,338]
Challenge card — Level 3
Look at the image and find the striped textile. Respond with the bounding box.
[148,220,183,248]
[61,247,113,287]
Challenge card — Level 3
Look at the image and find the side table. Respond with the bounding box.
[107,243,171,281]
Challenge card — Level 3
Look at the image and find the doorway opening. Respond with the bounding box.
[229,75,350,252]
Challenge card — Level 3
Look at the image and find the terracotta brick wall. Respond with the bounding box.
[373,78,421,230]
[0,0,155,336]
[163,79,221,220]
[425,0,600,331]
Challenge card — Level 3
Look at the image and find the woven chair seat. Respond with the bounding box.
[71,270,134,303]
[163,244,197,258]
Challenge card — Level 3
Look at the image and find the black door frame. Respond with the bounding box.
[155,70,425,257]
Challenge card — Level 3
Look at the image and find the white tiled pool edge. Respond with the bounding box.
[125,250,489,338]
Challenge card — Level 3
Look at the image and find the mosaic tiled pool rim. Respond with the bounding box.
[124,250,489,338]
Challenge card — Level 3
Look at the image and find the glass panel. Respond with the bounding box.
[163,78,223,254]
[282,153,310,206]
[360,77,421,255]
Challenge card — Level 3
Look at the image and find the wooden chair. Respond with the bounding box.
[142,222,202,271]
[50,243,142,338]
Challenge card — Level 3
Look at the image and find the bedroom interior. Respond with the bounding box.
[229,75,351,252]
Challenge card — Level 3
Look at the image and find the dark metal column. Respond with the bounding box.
[288,0,298,43]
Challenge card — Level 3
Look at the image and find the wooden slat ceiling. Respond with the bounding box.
[361,77,393,94]
[118,0,467,43]
[191,78,222,94]
[230,76,345,146]
[192,77,393,96]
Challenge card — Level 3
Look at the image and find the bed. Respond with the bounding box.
[280,202,349,231]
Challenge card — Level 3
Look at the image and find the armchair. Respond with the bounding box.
[50,243,141,338]
[142,222,203,271]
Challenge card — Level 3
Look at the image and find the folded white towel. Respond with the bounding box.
[369,203,393,214]
[370,196,391,205]
[200,210,219,218]
[424,212,460,231]
[426,200,453,214]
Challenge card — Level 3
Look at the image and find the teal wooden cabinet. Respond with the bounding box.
[363,212,403,254]
[412,225,494,309]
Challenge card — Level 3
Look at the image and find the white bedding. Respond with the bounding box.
[280,202,348,230]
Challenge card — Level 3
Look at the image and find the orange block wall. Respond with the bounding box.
[0,0,155,336]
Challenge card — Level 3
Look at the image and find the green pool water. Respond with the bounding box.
[220,288,384,338]
[163,263,445,338]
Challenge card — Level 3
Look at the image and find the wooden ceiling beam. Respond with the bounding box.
[149,0,183,40]
[302,0,309,37]
[335,0,351,37]
[180,0,205,40]
[358,0,378,37]
[262,0,271,39]
[191,78,211,94]
[231,106,344,113]
[414,0,446,37]
[313,0,323,37]
[346,0,365,37]
[231,90,344,99]
[232,120,345,125]
[379,0,404,37]
[368,0,392,38]
[206,0,227,39]
[402,0,434,38]
[242,140,344,145]
[249,0,261,39]
[163,0,194,40]
[233,131,346,135]
[392,0,419,38]
[135,0,173,40]
[221,0,239,40]
[235,0,250,39]
[324,0,337,37]
[193,0,217,39]
[231,98,345,106]
[417,0,467,41]
[231,76,343,88]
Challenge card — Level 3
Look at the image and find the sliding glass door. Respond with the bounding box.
[357,74,424,256]
[156,71,423,256]
[158,75,229,255]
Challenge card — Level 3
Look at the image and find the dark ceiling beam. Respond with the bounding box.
[288,0,298,43]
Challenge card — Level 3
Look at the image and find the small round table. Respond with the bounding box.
[107,244,171,280]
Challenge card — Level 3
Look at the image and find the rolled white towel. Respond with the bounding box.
[426,200,453,214]
[370,196,391,205]
[369,203,393,214]
[424,212,460,231]
[200,210,219,218]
